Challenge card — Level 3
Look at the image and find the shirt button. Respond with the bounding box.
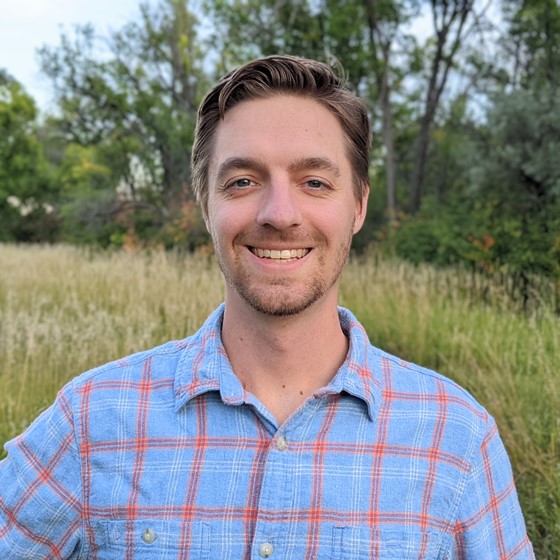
[276,435,287,451]
[259,542,274,557]
[141,528,157,544]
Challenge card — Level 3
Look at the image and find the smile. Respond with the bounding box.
[249,247,310,260]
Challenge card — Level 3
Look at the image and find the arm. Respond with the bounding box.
[453,418,534,559]
[0,384,84,559]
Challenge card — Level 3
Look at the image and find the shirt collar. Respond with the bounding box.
[317,307,381,421]
[174,304,381,420]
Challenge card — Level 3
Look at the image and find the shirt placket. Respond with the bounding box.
[249,424,299,560]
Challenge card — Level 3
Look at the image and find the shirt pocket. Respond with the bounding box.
[334,526,445,559]
[92,518,211,559]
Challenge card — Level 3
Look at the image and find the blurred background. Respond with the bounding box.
[1,0,558,302]
[1,1,559,555]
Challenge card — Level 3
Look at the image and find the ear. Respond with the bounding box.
[201,202,213,236]
[202,211,211,235]
[352,183,369,235]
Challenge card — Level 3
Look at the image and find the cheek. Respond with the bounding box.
[207,206,244,245]
[318,207,357,239]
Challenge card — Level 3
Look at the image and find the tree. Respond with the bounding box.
[409,0,477,213]
[206,0,372,87]
[469,87,560,276]
[54,142,125,246]
[206,0,421,228]
[0,70,57,241]
[503,0,560,89]
[38,0,209,244]
[363,0,420,221]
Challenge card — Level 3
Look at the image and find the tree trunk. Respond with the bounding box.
[380,60,396,220]
[409,0,474,213]
[364,0,397,222]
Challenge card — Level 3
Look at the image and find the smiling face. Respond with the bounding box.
[205,95,368,317]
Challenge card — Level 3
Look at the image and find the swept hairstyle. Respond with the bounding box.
[191,55,371,215]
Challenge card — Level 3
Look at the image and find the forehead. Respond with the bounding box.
[209,95,351,176]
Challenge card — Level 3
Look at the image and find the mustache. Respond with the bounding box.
[235,227,325,246]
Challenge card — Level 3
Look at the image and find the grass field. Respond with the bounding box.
[1,243,558,557]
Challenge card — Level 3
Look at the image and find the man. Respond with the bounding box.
[0,56,533,558]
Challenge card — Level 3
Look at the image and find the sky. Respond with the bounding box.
[0,0,149,111]
[0,0,437,114]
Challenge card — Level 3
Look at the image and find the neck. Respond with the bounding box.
[221,294,348,425]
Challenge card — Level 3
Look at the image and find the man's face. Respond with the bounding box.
[205,95,368,317]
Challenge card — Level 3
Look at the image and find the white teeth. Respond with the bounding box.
[252,248,310,260]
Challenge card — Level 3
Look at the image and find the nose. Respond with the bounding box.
[256,178,303,230]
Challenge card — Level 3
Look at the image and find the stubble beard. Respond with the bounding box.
[213,224,355,317]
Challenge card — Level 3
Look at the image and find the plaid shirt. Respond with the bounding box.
[1,305,533,559]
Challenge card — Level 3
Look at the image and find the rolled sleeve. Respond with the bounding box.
[0,383,84,559]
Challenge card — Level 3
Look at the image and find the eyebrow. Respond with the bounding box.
[288,156,341,178]
[214,157,268,186]
[214,155,342,186]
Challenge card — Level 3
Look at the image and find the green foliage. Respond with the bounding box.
[474,86,560,205]
[504,0,560,88]
[206,0,373,90]
[38,0,209,246]
[390,82,560,287]
[468,86,560,278]
[55,144,121,246]
[0,71,58,241]
[391,193,560,291]
[390,196,490,267]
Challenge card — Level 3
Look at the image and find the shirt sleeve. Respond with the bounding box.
[0,383,85,559]
[452,417,534,559]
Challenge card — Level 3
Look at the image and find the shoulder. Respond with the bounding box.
[340,306,488,429]
[67,337,194,390]
[367,343,493,455]
[67,305,225,391]
[372,344,486,418]
[58,305,226,418]
[370,343,489,422]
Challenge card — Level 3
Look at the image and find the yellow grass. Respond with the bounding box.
[0,244,224,436]
[1,244,558,557]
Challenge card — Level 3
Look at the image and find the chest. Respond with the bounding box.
[81,395,465,559]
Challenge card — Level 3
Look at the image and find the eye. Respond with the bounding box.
[225,177,255,189]
[306,179,325,189]
[233,178,252,187]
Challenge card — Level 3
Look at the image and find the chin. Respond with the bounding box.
[237,283,327,317]
[246,300,316,317]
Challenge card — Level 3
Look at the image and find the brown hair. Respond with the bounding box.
[191,55,371,214]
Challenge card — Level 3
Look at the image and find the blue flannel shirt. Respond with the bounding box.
[0,305,533,559]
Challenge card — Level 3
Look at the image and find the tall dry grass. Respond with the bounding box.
[341,255,560,557]
[1,244,558,557]
[0,244,224,440]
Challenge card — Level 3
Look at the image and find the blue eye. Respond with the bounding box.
[307,179,324,189]
[225,178,253,189]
